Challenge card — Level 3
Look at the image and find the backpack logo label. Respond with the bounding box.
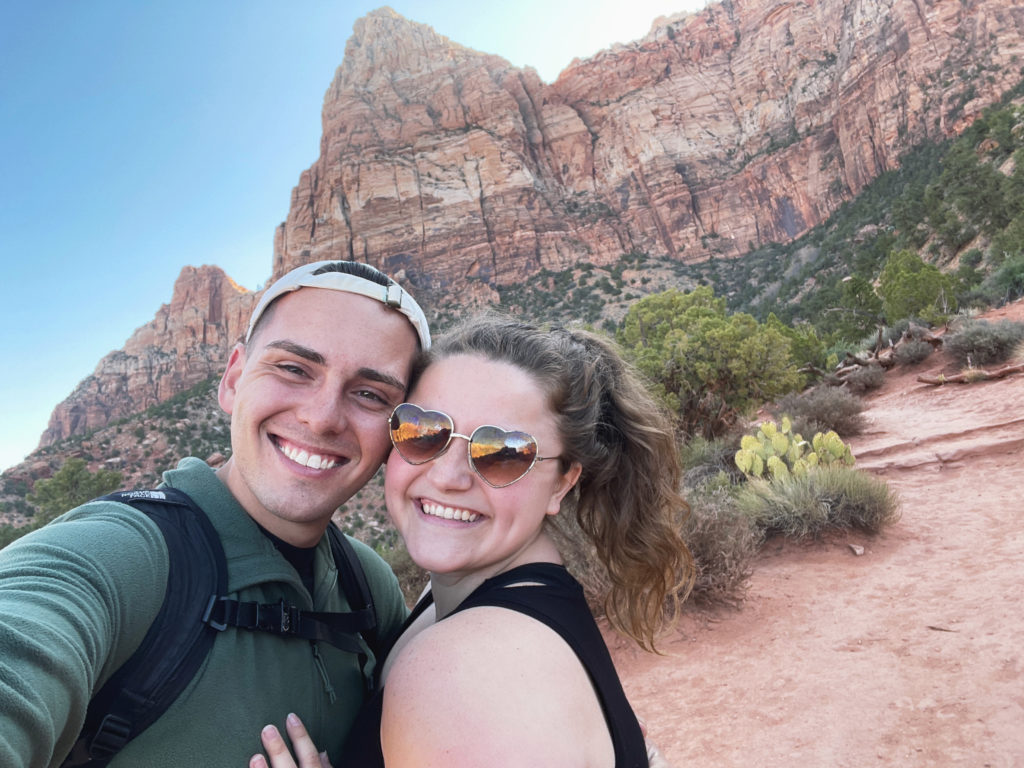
[117,490,168,501]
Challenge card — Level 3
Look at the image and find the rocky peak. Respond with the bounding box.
[330,7,502,95]
[39,265,253,447]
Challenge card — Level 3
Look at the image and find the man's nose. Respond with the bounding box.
[296,387,348,434]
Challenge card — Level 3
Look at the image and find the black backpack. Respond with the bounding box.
[62,487,380,768]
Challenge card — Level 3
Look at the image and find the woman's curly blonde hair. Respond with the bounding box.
[431,312,695,650]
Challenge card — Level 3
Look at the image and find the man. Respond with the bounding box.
[0,261,429,767]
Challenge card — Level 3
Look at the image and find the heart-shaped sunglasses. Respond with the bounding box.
[387,402,561,488]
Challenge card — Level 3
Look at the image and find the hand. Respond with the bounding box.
[638,717,676,768]
[249,713,332,768]
[646,739,676,768]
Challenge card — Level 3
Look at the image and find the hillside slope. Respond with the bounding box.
[612,300,1024,766]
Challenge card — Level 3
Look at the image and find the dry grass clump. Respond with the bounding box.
[551,471,760,612]
[375,540,429,607]
[958,366,990,383]
[893,339,935,366]
[735,465,901,539]
[680,435,744,489]
[546,512,610,613]
[843,363,885,394]
[944,319,1024,367]
[771,386,866,438]
[681,487,759,606]
[877,319,931,347]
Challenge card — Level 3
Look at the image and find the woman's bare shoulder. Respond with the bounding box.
[381,606,612,768]
[389,605,577,694]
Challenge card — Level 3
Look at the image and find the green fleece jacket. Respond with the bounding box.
[0,457,408,767]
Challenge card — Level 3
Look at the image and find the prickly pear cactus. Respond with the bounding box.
[811,430,856,466]
[735,418,855,481]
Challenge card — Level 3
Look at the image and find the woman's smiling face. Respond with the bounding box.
[384,354,580,582]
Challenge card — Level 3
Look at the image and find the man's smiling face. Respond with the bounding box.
[217,287,419,546]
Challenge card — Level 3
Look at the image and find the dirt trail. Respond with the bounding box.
[611,301,1024,768]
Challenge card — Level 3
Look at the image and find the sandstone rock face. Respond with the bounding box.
[37,0,1024,447]
[39,266,253,446]
[274,0,1024,294]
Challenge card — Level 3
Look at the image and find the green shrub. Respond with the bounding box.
[736,465,901,538]
[26,458,123,527]
[772,387,866,437]
[618,288,803,437]
[0,523,28,550]
[877,250,957,324]
[944,319,1024,366]
[984,253,1024,301]
[682,487,759,606]
[893,339,935,365]
[844,364,886,393]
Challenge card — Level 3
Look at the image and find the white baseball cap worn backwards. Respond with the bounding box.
[245,260,431,349]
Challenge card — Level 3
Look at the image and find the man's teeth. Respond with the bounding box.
[421,501,479,523]
[279,442,339,470]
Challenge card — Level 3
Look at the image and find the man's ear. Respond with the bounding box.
[545,461,583,516]
[218,344,247,415]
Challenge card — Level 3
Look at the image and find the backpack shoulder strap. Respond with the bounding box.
[62,488,227,768]
[325,524,379,654]
[198,524,382,692]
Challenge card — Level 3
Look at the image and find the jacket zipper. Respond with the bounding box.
[310,641,338,704]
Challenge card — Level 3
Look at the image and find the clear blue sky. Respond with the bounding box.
[0,0,704,472]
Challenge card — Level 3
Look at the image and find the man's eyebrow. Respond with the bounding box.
[265,342,406,392]
[357,367,407,393]
[265,340,325,365]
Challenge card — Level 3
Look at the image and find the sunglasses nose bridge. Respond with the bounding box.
[421,430,477,487]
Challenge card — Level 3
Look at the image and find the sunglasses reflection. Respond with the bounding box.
[388,403,553,488]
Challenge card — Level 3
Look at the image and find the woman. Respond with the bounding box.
[253,313,694,767]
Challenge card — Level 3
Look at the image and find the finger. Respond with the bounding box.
[250,756,269,768]
[637,717,648,737]
[284,713,325,768]
[646,740,676,768]
[260,724,298,768]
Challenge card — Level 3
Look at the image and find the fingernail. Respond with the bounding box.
[287,712,300,727]
[262,725,280,740]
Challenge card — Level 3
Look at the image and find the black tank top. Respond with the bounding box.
[341,562,648,767]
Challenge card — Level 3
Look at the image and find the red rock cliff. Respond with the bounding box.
[39,266,253,447]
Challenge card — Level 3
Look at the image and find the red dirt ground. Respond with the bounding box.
[610,300,1024,768]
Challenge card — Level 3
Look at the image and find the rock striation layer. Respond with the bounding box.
[38,0,1024,447]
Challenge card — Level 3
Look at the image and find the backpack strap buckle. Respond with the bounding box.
[256,600,301,635]
[202,595,231,632]
[202,596,303,637]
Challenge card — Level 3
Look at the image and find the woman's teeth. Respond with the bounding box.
[421,501,479,523]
